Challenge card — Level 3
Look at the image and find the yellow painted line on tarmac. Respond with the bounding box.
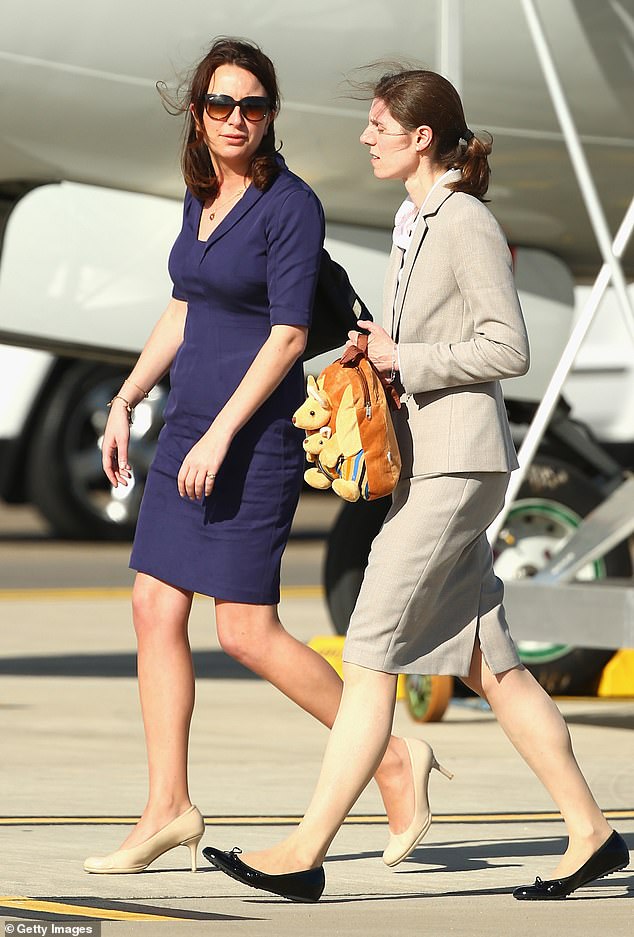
[0,896,173,921]
[0,587,132,601]
[0,584,323,601]
[281,584,324,598]
[2,809,633,827]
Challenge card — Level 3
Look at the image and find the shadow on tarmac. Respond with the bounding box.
[230,878,634,904]
[331,833,634,882]
[564,710,634,730]
[3,898,259,922]
[0,650,256,679]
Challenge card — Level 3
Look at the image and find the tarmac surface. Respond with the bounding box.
[1,498,633,935]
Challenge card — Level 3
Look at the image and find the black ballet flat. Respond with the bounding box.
[513,830,629,900]
[203,845,325,903]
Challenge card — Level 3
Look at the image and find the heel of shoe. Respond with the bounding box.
[182,833,204,872]
[431,756,454,781]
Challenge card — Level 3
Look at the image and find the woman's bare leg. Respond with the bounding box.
[234,643,613,877]
[239,662,398,873]
[215,601,414,831]
[462,644,612,878]
[215,600,345,727]
[117,573,195,849]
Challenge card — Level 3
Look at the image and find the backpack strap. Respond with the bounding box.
[339,330,369,364]
[339,334,401,409]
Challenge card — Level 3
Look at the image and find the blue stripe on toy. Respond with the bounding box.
[351,450,365,481]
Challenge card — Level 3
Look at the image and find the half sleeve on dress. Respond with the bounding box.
[266,189,325,328]
[168,190,192,302]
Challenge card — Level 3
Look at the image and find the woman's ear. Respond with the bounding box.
[415,125,433,153]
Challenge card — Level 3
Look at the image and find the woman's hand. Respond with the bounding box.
[347,319,397,378]
[178,424,233,501]
[102,400,132,487]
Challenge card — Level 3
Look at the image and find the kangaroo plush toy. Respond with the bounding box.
[292,375,338,492]
[293,378,367,501]
[319,384,368,501]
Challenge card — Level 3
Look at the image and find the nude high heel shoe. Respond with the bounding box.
[84,805,205,874]
[382,738,453,868]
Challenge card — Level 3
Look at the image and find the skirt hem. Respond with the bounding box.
[129,561,280,606]
[341,640,520,677]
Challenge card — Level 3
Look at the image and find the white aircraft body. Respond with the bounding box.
[0,0,631,275]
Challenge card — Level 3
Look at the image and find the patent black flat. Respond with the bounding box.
[513,830,629,900]
[203,845,325,903]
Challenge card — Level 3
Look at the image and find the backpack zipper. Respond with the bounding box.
[354,365,372,419]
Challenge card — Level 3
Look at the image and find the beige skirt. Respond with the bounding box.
[342,472,520,676]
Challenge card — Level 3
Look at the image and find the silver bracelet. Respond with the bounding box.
[387,343,398,384]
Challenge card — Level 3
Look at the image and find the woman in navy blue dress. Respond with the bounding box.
[85,38,420,876]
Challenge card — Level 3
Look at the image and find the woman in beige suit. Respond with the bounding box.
[204,67,629,902]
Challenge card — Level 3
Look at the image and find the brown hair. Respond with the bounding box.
[158,37,281,201]
[371,68,492,200]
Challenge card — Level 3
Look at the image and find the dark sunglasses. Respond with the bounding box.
[202,94,270,122]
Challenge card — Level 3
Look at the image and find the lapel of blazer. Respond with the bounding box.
[390,169,461,340]
[385,246,402,333]
[200,183,266,257]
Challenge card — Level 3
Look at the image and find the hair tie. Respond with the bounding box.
[460,129,475,146]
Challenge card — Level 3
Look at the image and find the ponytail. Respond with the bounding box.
[445,132,493,201]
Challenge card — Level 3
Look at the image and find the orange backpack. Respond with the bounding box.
[293,336,402,502]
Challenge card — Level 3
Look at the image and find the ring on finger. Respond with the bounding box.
[206,472,216,479]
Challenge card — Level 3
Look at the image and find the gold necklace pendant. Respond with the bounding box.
[209,184,247,221]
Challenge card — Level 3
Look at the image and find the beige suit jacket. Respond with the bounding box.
[387,170,530,477]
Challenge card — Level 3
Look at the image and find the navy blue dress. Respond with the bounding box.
[129,165,325,603]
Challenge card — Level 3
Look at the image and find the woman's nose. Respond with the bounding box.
[227,105,244,126]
